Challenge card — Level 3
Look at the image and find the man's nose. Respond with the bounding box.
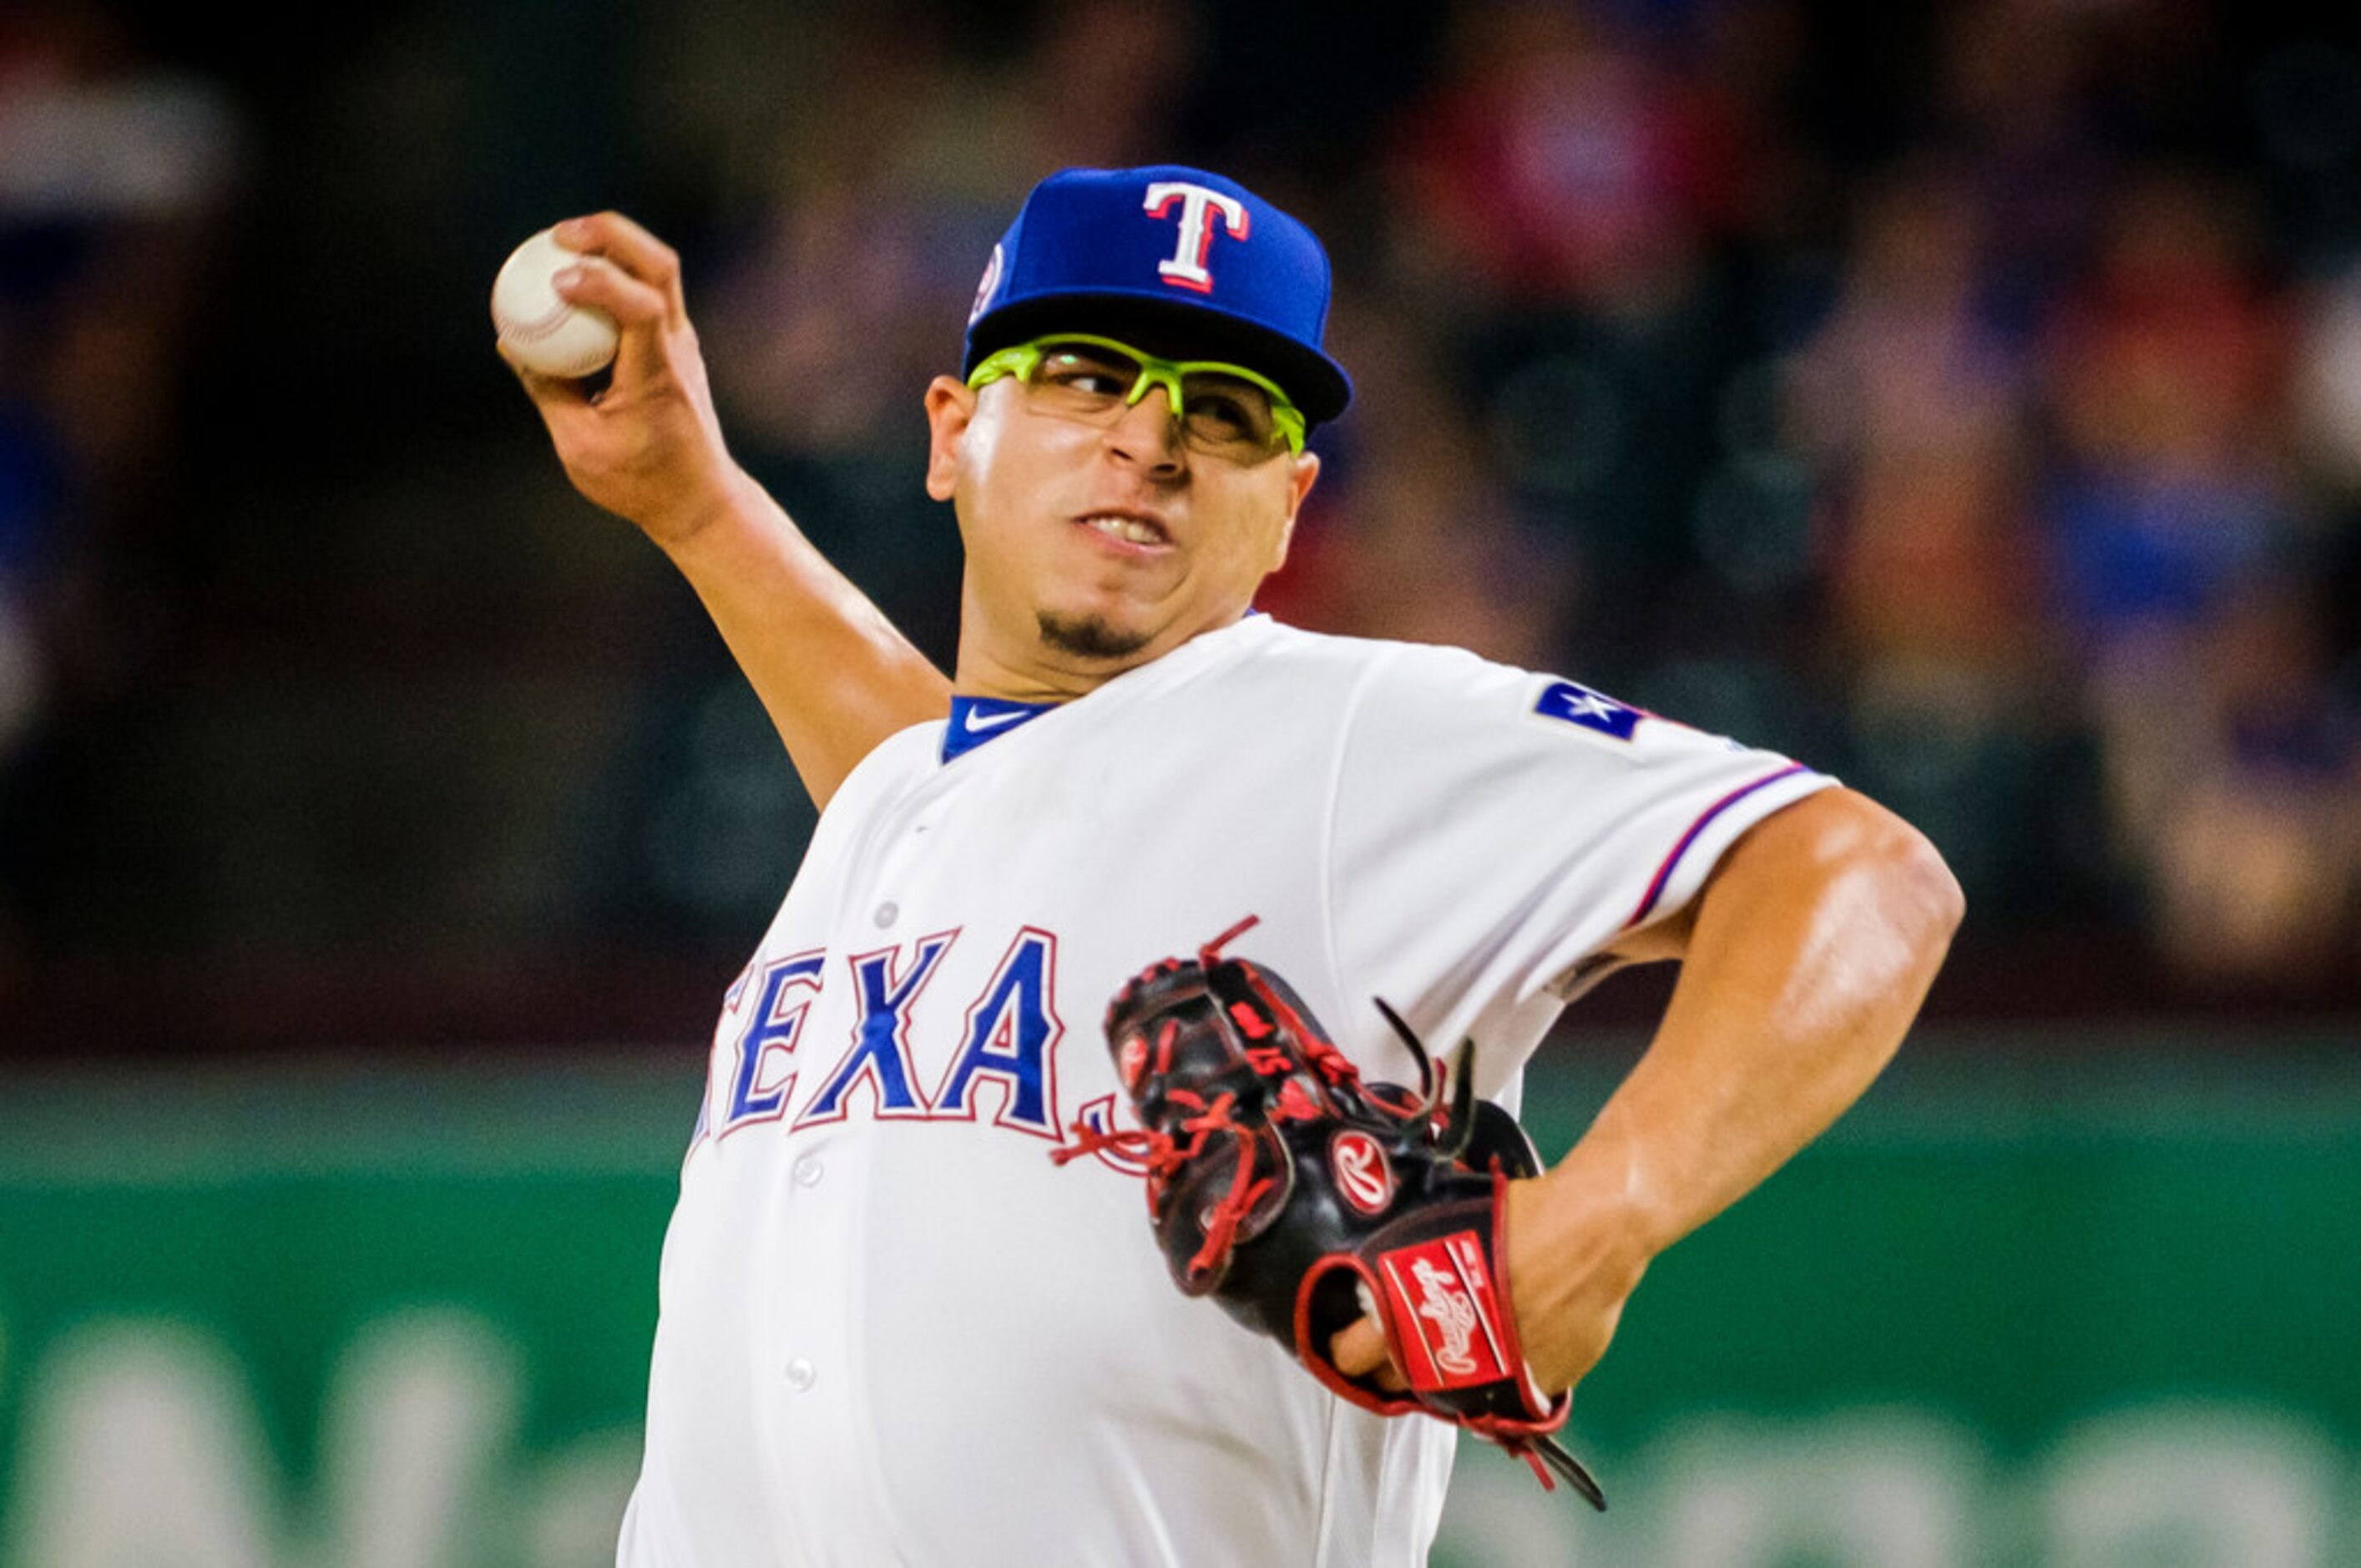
[1103,385,1188,472]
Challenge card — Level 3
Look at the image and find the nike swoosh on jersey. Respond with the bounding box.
[942,695,1061,762]
[963,708,1029,732]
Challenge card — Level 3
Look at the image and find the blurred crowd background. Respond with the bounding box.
[4,0,2360,1055]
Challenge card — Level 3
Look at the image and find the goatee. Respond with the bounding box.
[1037,610,1151,660]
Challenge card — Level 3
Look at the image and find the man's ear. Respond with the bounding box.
[924,377,977,501]
[1269,449,1321,572]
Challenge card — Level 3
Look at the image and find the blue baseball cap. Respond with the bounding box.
[963,165,1353,424]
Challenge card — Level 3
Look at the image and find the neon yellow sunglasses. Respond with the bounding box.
[967,332,1307,458]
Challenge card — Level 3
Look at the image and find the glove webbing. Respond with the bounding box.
[1054,918,1357,1284]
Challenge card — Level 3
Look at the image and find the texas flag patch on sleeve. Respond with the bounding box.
[1534,680,1643,741]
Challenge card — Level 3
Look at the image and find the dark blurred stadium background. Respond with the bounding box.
[4,0,2358,1052]
[2,2,2358,1564]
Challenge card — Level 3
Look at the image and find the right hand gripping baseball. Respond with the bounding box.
[1058,917,1607,1510]
[499,212,746,548]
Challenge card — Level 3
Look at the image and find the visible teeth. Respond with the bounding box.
[1083,514,1160,544]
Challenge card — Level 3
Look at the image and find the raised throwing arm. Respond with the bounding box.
[503,212,951,809]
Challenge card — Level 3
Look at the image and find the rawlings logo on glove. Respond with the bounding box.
[1052,915,1606,1510]
[1393,1234,1511,1385]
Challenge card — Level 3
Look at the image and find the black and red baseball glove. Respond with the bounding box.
[1054,915,1605,1509]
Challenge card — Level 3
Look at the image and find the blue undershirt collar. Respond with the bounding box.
[938,615,1267,762]
[942,693,1060,761]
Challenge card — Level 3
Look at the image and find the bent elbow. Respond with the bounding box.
[1720,787,1966,964]
[1798,789,1965,958]
[1877,815,1966,958]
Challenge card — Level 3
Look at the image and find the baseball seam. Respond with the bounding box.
[498,295,617,375]
[499,304,589,343]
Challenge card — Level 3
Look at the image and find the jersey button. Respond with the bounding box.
[785,1358,816,1391]
[873,901,898,928]
[793,1156,825,1188]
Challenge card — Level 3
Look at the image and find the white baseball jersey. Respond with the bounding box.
[618,613,1833,1567]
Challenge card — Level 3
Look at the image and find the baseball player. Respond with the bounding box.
[506,165,1962,1567]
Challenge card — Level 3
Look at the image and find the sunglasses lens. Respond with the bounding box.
[1027,341,1290,458]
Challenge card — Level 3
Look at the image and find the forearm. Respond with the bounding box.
[1508,791,1963,1379]
[503,212,953,808]
[664,470,952,808]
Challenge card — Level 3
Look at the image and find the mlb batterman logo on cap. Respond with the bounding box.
[963,165,1354,425]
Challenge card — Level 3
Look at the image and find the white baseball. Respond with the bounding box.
[492,227,620,378]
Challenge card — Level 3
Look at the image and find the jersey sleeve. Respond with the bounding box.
[1324,645,1836,1043]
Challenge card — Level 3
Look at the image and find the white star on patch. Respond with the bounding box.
[1534,679,1642,740]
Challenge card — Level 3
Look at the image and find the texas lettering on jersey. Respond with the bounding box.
[690,927,1078,1154]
